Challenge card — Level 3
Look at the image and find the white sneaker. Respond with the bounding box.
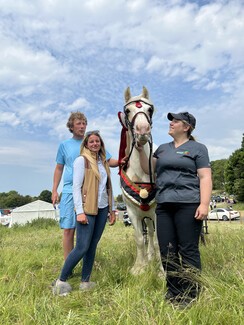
[52,279,72,296]
[79,281,96,291]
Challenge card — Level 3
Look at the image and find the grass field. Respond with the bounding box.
[0,218,243,325]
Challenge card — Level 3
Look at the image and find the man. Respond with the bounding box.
[52,111,119,260]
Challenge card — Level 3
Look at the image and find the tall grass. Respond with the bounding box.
[0,219,243,325]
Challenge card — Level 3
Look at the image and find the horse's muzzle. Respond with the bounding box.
[136,134,149,145]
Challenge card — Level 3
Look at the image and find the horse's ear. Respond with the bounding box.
[142,86,149,99]
[124,87,131,103]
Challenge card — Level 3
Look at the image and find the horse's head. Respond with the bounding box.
[124,86,154,146]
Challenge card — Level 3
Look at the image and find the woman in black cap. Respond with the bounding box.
[137,111,212,307]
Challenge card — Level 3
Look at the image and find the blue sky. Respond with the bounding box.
[0,0,243,197]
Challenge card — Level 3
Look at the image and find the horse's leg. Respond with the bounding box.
[143,217,165,277]
[130,218,148,275]
[145,218,155,261]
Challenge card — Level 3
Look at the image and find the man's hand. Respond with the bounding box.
[52,191,59,205]
[119,156,128,167]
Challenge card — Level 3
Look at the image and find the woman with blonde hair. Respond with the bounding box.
[53,130,116,295]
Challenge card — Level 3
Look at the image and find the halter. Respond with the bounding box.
[123,99,154,129]
[123,100,155,185]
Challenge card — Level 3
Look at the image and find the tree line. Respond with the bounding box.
[0,134,243,209]
[211,134,244,201]
[0,190,52,210]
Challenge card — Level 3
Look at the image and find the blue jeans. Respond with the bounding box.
[156,203,203,299]
[60,206,109,282]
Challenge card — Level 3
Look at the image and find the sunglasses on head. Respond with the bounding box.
[181,112,190,120]
[180,112,193,126]
[85,130,100,137]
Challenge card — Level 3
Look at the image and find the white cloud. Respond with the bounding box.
[68,98,90,110]
[0,139,56,171]
[0,112,20,126]
[0,0,244,196]
[0,37,70,93]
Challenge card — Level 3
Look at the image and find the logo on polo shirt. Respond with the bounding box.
[176,150,190,155]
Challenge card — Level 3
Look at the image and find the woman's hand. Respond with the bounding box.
[194,204,209,220]
[77,213,89,224]
[109,211,116,226]
[135,143,143,152]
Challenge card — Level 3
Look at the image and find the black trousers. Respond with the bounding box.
[156,203,203,299]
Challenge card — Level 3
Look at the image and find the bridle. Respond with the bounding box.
[123,99,154,129]
[123,100,155,185]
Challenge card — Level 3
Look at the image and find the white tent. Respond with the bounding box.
[11,200,59,226]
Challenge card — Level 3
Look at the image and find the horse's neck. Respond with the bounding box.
[126,142,151,182]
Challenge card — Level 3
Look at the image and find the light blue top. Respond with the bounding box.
[56,138,112,193]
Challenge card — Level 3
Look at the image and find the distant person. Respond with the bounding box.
[52,112,120,260]
[213,200,216,209]
[123,212,132,227]
[52,131,116,295]
[137,111,212,307]
[210,200,213,210]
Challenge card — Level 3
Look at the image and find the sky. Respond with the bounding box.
[0,0,243,198]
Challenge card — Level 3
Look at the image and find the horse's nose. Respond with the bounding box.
[135,123,150,135]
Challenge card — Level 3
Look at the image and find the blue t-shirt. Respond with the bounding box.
[56,138,112,193]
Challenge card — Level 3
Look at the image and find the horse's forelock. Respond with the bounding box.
[126,96,153,107]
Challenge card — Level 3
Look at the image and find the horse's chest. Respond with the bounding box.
[127,169,149,183]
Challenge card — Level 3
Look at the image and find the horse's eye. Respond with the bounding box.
[125,108,130,114]
[148,107,153,116]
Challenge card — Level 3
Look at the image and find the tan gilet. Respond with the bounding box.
[81,157,113,215]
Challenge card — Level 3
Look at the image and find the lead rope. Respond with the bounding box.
[148,135,154,186]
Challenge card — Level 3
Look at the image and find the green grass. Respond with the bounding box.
[0,219,243,325]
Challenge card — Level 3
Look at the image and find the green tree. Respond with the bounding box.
[0,191,9,206]
[211,159,227,191]
[39,190,52,203]
[225,134,244,201]
[0,191,33,208]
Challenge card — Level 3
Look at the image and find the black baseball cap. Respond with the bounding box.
[167,112,196,129]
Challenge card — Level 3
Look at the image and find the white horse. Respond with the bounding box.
[118,86,159,275]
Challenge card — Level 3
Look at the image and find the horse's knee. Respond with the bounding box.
[134,233,144,247]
